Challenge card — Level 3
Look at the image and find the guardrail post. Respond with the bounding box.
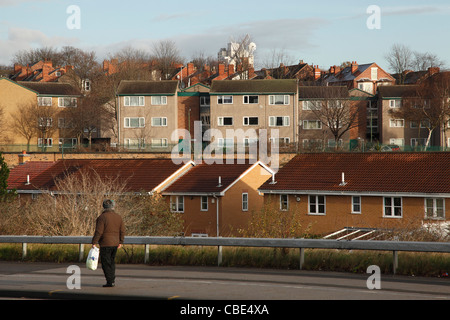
[78,244,84,262]
[22,242,27,260]
[144,244,149,263]
[218,246,223,266]
[299,248,305,270]
[393,250,398,274]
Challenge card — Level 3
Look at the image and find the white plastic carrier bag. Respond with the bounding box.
[86,247,99,271]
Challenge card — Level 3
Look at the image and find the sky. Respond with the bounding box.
[0,0,449,72]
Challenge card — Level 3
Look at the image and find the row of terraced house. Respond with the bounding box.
[1,60,449,152]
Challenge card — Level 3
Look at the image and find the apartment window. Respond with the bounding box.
[243,138,258,146]
[280,194,288,211]
[217,138,233,147]
[217,95,233,104]
[390,119,404,128]
[38,117,52,127]
[124,117,145,128]
[270,137,290,145]
[384,197,402,217]
[389,100,401,108]
[58,97,77,107]
[242,193,248,211]
[352,196,361,214]
[124,138,145,149]
[151,138,168,148]
[82,79,91,91]
[303,139,323,149]
[200,96,210,106]
[390,138,404,146]
[38,97,52,106]
[201,196,208,211]
[170,196,184,212]
[218,117,233,126]
[38,138,53,147]
[243,95,259,104]
[425,198,444,219]
[151,96,167,105]
[243,116,258,126]
[269,95,289,105]
[59,138,77,148]
[124,96,144,106]
[411,138,426,147]
[303,120,322,129]
[269,116,290,127]
[302,101,320,110]
[309,195,325,214]
[151,117,167,126]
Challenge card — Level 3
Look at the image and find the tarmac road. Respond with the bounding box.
[0,261,449,303]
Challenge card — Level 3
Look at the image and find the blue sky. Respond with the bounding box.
[1,0,449,72]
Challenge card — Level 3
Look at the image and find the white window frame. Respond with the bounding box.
[38,97,52,106]
[269,116,290,127]
[217,95,233,104]
[151,117,167,127]
[352,196,361,214]
[151,96,167,105]
[243,116,258,126]
[58,97,77,107]
[309,195,326,215]
[242,193,248,211]
[201,196,208,211]
[269,95,290,105]
[124,138,145,149]
[303,120,322,130]
[243,95,259,104]
[217,117,233,126]
[124,117,145,128]
[390,119,404,128]
[384,197,402,218]
[389,99,401,108]
[280,194,288,211]
[425,198,445,219]
[217,138,233,148]
[170,196,184,213]
[151,138,168,148]
[38,138,53,147]
[124,96,145,106]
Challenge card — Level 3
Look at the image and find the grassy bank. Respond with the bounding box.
[1,244,449,277]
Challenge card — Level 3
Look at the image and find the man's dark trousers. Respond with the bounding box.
[100,246,118,285]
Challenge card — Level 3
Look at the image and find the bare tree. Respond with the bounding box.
[9,102,36,150]
[151,40,184,80]
[412,51,446,72]
[385,43,414,84]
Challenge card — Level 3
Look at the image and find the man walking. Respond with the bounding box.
[92,199,125,287]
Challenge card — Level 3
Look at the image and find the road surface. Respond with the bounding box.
[0,261,448,315]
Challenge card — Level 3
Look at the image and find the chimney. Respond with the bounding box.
[330,66,335,74]
[187,63,195,76]
[18,150,30,165]
[339,172,347,186]
[218,64,225,75]
[351,61,358,74]
[313,65,321,80]
[428,67,440,76]
[228,64,235,76]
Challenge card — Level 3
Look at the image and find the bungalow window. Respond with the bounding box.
[170,196,184,213]
[269,95,289,105]
[309,195,325,214]
[38,138,53,147]
[217,95,233,104]
[242,193,248,211]
[125,138,145,149]
[243,95,259,104]
[269,116,290,127]
[124,96,145,106]
[280,194,288,211]
[352,196,361,214]
[384,197,402,217]
[201,196,208,211]
[151,96,167,105]
[425,198,444,219]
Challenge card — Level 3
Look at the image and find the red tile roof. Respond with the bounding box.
[163,161,263,194]
[258,153,450,195]
[8,159,190,193]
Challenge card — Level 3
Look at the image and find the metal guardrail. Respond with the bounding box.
[1,236,449,274]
